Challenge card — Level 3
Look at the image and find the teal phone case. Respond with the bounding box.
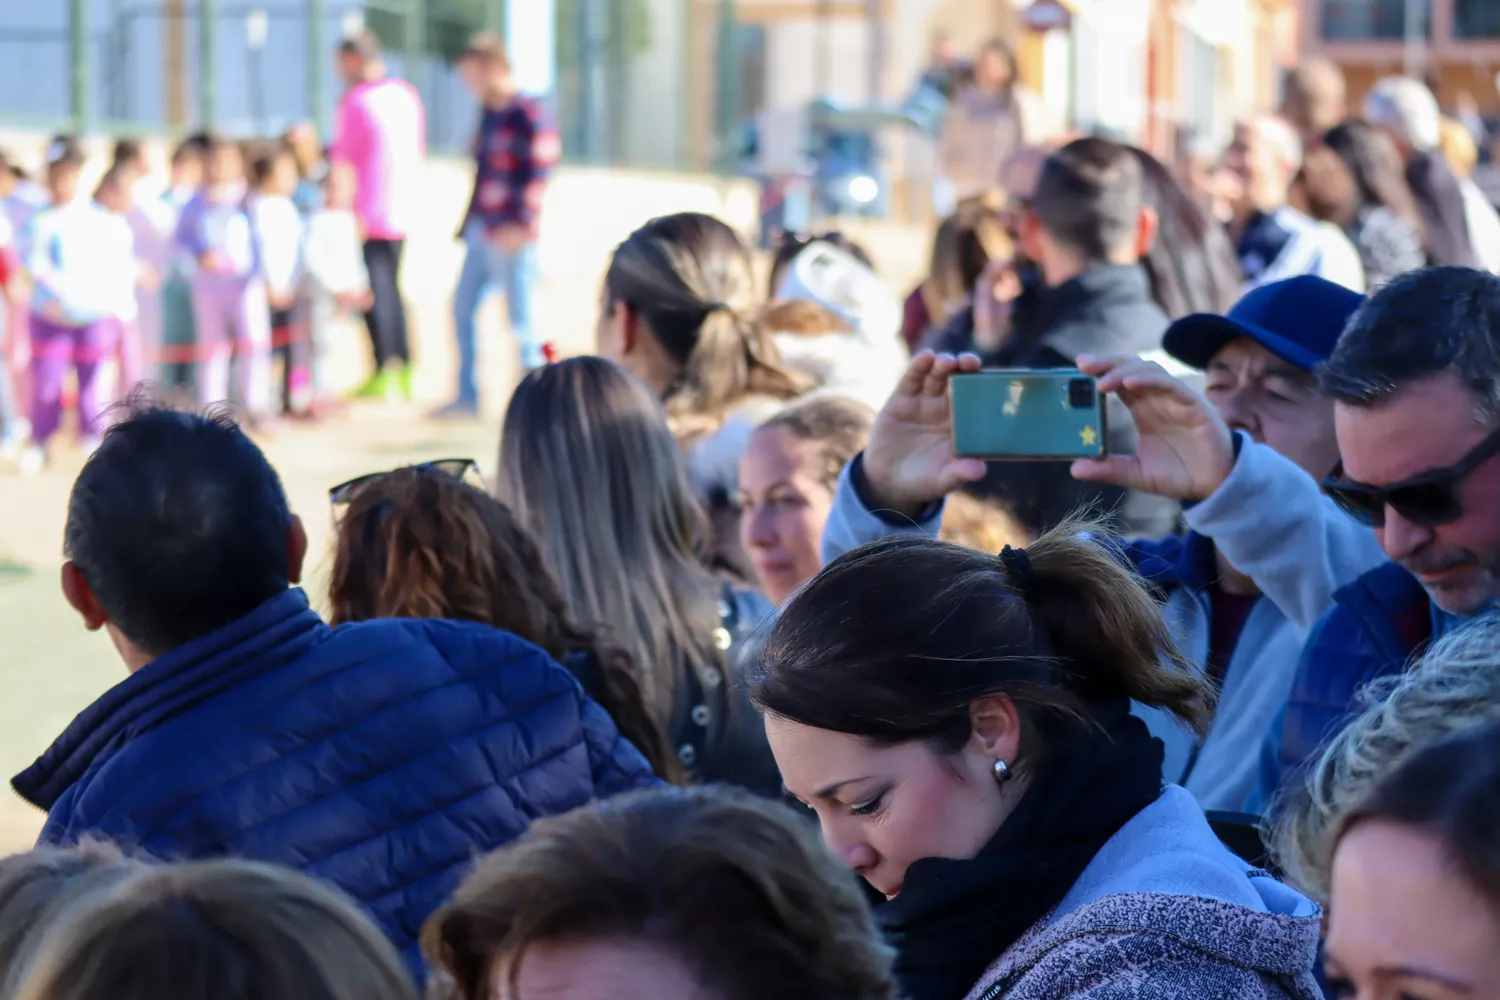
[949,370,1108,460]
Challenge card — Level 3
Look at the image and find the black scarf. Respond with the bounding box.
[875,702,1164,1000]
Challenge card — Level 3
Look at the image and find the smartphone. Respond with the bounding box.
[949,369,1108,460]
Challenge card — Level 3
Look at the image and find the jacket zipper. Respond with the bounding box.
[976,981,1005,1000]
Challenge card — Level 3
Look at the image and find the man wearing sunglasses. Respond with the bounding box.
[12,402,658,975]
[1249,265,1500,809]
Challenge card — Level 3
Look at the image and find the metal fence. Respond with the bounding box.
[0,0,740,171]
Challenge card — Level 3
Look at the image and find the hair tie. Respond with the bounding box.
[999,545,1037,594]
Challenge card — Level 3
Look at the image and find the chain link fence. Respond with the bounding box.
[0,0,740,171]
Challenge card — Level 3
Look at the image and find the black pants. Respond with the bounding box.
[362,238,410,369]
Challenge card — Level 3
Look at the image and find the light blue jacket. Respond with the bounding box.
[964,786,1322,999]
[823,435,1386,812]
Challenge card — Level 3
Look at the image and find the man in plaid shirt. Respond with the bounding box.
[439,32,561,417]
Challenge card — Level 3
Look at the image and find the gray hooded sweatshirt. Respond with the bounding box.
[963,787,1323,999]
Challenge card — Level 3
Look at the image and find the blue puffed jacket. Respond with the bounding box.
[12,589,659,971]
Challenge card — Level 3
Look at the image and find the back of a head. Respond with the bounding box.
[1274,616,1500,901]
[1320,266,1500,418]
[64,399,294,659]
[605,212,805,420]
[1298,143,1360,227]
[326,467,675,778]
[0,843,146,995]
[329,468,544,630]
[748,521,1212,762]
[1323,120,1424,235]
[1128,145,1240,316]
[10,859,415,1000]
[1281,58,1347,137]
[498,357,721,714]
[1032,136,1143,263]
[422,785,898,1000]
[1366,76,1442,153]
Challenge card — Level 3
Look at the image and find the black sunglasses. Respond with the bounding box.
[329,458,481,506]
[1322,426,1500,528]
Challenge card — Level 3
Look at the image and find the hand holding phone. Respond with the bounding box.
[862,351,988,518]
[1068,353,1235,501]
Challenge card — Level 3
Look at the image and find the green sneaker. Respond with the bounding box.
[351,370,396,401]
[395,364,414,401]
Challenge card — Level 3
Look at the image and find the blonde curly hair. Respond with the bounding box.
[1271,615,1500,900]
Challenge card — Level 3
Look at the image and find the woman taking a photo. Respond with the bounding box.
[326,464,671,778]
[498,356,779,796]
[748,526,1322,1000]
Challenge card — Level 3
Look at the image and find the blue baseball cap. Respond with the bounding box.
[1162,275,1366,373]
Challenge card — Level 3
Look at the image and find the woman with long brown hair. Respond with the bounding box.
[498,357,780,797]
[326,463,672,778]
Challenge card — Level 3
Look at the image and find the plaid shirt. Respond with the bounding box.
[463,94,560,240]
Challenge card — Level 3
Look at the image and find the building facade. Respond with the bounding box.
[1303,0,1500,112]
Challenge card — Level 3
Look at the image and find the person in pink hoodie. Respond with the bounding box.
[330,29,425,402]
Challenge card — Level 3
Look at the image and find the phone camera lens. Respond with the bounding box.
[1067,377,1095,409]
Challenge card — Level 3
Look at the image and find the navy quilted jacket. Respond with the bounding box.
[12,589,660,970]
[1248,561,1432,811]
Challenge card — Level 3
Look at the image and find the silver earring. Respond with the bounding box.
[993,759,1013,783]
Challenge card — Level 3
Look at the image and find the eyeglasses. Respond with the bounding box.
[1322,426,1500,528]
[329,458,482,507]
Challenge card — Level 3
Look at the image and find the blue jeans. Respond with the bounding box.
[452,222,540,406]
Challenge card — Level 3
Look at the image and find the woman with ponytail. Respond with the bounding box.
[326,464,672,779]
[749,521,1322,1000]
[597,212,811,582]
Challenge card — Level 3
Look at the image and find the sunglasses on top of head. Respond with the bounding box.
[329,458,482,507]
[1322,425,1500,528]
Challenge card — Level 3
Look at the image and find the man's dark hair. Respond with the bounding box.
[338,29,382,62]
[1320,266,1500,421]
[64,398,295,657]
[1031,136,1144,262]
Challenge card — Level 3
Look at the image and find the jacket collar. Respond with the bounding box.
[1029,263,1155,334]
[12,589,325,811]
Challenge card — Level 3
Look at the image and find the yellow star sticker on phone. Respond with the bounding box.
[1080,425,1098,447]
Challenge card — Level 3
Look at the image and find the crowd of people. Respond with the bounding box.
[5,26,1500,1000]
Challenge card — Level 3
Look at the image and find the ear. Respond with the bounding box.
[287,514,308,586]
[969,695,1023,766]
[1135,204,1159,257]
[61,561,109,632]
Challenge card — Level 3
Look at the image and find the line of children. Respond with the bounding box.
[0,132,372,472]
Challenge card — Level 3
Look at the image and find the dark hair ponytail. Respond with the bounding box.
[746,518,1212,764]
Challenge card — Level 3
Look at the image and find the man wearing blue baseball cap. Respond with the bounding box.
[821,275,1388,812]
